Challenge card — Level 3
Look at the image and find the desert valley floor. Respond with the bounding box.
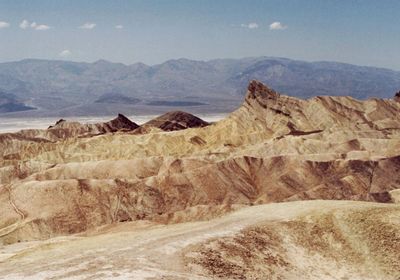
[0,80,399,279]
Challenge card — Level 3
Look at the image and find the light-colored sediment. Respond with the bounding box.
[0,201,399,280]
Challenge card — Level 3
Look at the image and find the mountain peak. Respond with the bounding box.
[93,59,112,65]
[395,91,400,102]
[144,111,209,131]
[105,113,139,131]
[116,113,132,122]
[246,80,279,101]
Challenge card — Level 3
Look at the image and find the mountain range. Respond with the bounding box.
[0,56,400,116]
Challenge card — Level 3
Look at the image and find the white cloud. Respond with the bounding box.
[35,24,50,30]
[241,22,259,29]
[20,20,51,30]
[269,21,287,30]
[115,24,123,29]
[79,22,96,29]
[19,19,29,29]
[0,21,10,29]
[59,49,72,57]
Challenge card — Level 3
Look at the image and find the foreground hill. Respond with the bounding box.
[0,201,399,279]
[0,57,400,116]
[0,81,400,279]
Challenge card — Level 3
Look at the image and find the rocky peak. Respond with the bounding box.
[116,113,133,123]
[144,111,209,131]
[105,113,139,131]
[246,80,279,102]
[48,119,67,129]
[395,91,400,102]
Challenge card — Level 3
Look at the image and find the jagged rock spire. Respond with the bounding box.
[246,80,279,101]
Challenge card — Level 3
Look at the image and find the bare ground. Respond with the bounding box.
[0,200,399,280]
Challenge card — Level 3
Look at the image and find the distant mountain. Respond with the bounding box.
[0,57,399,116]
[228,58,400,99]
[0,91,35,113]
[94,93,141,104]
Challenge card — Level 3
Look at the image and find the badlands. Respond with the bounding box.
[0,80,399,279]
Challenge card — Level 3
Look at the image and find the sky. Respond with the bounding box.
[0,0,399,70]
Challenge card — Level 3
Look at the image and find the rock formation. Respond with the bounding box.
[143,111,209,131]
[47,113,139,136]
[1,113,139,148]
[395,90,400,102]
[1,80,400,279]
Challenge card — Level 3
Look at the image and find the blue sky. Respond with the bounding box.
[0,0,399,69]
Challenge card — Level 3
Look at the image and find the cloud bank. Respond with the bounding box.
[0,21,10,29]
[20,20,51,30]
[269,21,287,30]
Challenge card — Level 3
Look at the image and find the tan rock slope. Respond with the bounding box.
[1,80,400,245]
[0,201,399,280]
[0,113,139,161]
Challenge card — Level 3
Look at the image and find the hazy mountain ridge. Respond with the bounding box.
[0,57,400,116]
[0,91,35,113]
[94,92,141,104]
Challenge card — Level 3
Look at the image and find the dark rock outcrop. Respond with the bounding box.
[395,91,400,102]
[144,111,209,131]
[246,80,280,101]
[48,119,66,129]
[103,113,139,131]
